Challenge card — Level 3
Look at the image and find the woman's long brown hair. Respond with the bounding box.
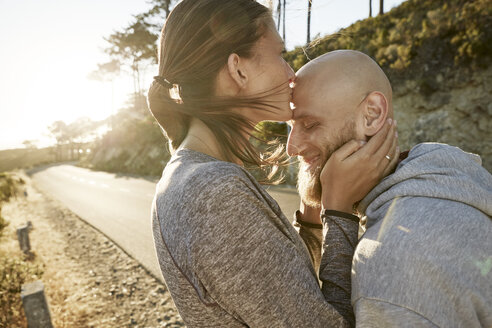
[147,0,290,182]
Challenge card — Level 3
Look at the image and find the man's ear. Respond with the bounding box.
[227,53,248,90]
[361,91,388,137]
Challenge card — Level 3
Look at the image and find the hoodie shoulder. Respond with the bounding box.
[359,142,492,218]
[406,143,482,166]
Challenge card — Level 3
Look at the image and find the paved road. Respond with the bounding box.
[30,164,300,281]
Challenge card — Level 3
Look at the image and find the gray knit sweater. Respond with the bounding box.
[152,149,358,327]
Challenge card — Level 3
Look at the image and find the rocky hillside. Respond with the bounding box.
[286,0,491,171]
[80,114,170,177]
[393,65,491,170]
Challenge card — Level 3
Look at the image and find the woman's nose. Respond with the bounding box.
[285,61,295,80]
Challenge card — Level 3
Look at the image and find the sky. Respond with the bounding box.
[0,0,405,150]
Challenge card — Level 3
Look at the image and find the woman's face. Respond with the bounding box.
[243,24,295,123]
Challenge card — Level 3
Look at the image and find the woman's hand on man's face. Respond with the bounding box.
[320,118,399,213]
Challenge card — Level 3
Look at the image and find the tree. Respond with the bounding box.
[104,18,157,100]
[97,1,177,113]
[22,140,38,149]
[67,117,99,144]
[379,0,384,15]
[143,0,176,21]
[88,60,120,82]
[48,118,100,161]
[307,0,312,44]
[48,121,70,145]
[275,0,287,42]
[48,121,70,161]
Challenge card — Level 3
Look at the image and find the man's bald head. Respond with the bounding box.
[287,50,395,207]
[295,50,393,119]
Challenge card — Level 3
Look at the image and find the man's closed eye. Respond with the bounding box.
[304,122,319,130]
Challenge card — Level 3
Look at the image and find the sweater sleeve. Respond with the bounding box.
[191,176,350,328]
[320,210,360,327]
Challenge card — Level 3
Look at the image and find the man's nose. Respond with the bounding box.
[286,127,303,157]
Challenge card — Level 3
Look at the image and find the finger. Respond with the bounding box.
[381,146,399,177]
[347,120,394,163]
[377,124,397,167]
[374,120,397,160]
[360,118,393,154]
[331,139,366,162]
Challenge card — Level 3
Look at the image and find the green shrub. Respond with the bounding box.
[0,173,15,202]
[283,0,492,94]
[0,210,8,239]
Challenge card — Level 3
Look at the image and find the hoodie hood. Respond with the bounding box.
[358,143,492,226]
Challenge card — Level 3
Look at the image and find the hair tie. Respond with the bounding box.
[154,76,174,89]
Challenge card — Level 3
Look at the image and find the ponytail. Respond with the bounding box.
[147,81,189,153]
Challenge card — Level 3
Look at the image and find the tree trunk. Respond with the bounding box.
[165,0,171,18]
[307,0,312,44]
[277,0,281,31]
[131,61,137,96]
[282,0,286,41]
[136,64,141,96]
[369,0,372,17]
[379,0,384,15]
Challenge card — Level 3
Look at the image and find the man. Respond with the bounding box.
[288,50,492,327]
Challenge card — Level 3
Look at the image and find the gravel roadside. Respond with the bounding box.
[2,172,184,328]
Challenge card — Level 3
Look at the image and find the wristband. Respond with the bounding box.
[321,209,359,223]
[293,210,323,229]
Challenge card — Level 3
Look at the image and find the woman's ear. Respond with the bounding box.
[361,91,389,137]
[227,53,248,89]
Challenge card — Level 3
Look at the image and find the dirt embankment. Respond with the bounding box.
[1,172,184,328]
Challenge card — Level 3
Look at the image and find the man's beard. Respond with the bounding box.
[297,120,356,208]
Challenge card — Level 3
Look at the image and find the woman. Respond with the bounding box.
[147,0,398,327]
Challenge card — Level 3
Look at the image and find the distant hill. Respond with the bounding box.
[0,148,55,173]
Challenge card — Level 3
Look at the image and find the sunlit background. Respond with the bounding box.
[0,0,405,150]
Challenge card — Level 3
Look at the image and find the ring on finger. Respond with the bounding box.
[385,155,391,161]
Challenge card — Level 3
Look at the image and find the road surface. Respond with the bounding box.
[30,164,301,281]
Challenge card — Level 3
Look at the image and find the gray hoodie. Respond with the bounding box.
[353,143,492,327]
